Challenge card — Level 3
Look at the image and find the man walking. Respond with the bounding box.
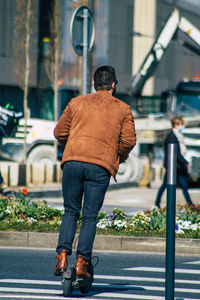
[53,65,136,278]
[155,116,194,208]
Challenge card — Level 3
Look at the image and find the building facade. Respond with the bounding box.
[0,0,199,119]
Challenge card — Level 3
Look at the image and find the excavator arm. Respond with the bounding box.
[178,16,200,55]
[129,8,200,97]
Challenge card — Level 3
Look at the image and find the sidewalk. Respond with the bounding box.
[21,183,200,211]
[104,185,200,209]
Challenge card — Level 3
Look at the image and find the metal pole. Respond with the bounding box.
[82,8,88,95]
[165,143,177,300]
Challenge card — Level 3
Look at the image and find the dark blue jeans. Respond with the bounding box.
[56,161,111,261]
[155,172,193,207]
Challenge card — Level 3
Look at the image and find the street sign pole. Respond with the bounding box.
[165,143,177,300]
[82,8,89,95]
[70,6,95,95]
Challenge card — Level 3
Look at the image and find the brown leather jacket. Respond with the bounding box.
[54,90,136,178]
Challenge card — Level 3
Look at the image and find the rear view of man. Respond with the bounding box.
[53,65,136,278]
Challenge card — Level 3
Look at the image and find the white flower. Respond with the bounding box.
[27,217,37,224]
[113,220,127,229]
[129,222,135,227]
[97,219,111,229]
[6,208,11,214]
[176,219,199,232]
[17,219,24,223]
[190,224,198,231]
[181,221,192,229]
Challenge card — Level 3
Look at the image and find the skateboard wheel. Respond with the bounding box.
[62,267,76,297]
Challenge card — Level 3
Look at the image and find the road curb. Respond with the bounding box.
[0,231,200,254]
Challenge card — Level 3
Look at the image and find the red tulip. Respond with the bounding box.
[22,188,28,195]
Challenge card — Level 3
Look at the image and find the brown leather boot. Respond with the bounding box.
[75,255,91,279]
[54,249,68,276]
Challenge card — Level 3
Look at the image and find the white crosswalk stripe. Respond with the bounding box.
[95,274,200,285]
[184,261,200,265]
[0,265,200,300]
[0,279,60,285]
[123,266,200,274]
[2,276,200,285]
[0,291,166,300]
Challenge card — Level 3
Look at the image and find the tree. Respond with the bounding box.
[45,0,62,161]
[13,0,36,164]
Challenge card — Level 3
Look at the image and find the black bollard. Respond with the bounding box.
[18,163,27,186]
[165,143,177,300]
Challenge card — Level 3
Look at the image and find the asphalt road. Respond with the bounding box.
[0,248,200,299]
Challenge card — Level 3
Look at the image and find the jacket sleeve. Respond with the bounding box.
[53,104,72,148]
[119,106,136,162]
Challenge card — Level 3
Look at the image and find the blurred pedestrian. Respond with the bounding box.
[155,116,194,208]
[53,65,136,278]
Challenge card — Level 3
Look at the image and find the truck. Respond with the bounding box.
[1,118,56,164]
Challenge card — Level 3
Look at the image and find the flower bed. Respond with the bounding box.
[0,189,62,232]
[0,189,200,238]
[97,206,200,238]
